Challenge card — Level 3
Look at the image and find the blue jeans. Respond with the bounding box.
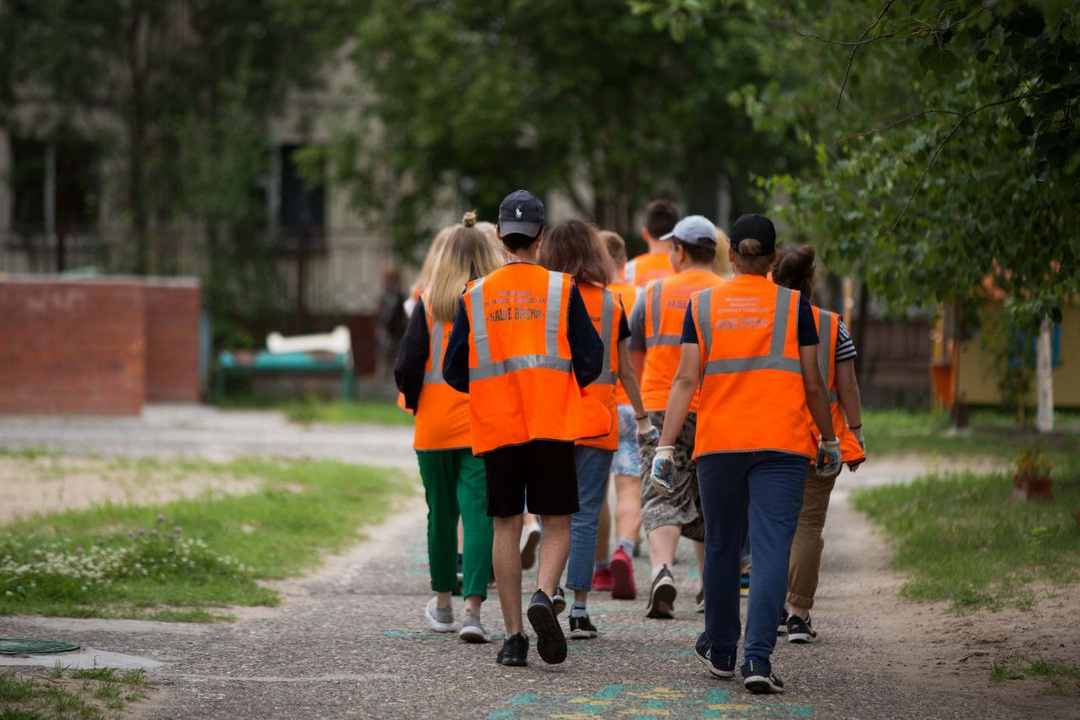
[697,451,808,663]
[565,445,614,592]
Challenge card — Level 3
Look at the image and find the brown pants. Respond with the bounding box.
[786,466,837,610]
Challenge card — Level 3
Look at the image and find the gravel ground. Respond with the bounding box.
[0,408,1072,718]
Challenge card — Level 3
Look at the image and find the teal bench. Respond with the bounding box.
[214,349,356,404]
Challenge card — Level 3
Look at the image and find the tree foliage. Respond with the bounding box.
[638,0,1079,327]
[336,0,802,258]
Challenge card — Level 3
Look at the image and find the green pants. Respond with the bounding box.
[416,449,493,600]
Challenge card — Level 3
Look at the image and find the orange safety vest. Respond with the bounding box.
[641,269,723,413]
[626,252,674,287]
[413,299,472,451]
[608,281,639,406]
[463,263,612,455]
[690,274,816,459]
[578,284,621,451]
[810,306,865,465]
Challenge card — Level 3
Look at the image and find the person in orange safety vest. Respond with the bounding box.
[624,199,678,287]
[628,215,724,620]
[442,190,609,669]
[652,213,841,695]
[771,245,866,645]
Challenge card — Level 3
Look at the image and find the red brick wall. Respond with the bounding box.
[145,279,201,402]
[0,278,147,415]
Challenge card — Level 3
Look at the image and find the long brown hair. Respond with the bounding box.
[539,219,614,286]
[772,245,816,296]
[427,212,503,323]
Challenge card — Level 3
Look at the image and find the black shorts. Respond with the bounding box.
[483,440,579,518]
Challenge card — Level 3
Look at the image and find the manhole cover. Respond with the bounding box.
[0,638,81,655]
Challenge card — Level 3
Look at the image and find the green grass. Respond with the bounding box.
[0,665,149,719]
[221,394,413,427]
[0,457,410,620]
[852,471,1080,612]
[989,657,1080,693]
[863,408,1080,468]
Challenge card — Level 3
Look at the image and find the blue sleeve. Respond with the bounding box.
[442,298,472,393]
[567,284,604,387]
[797,294,819,347]
[680,305,699,344]
[393,299,430,410]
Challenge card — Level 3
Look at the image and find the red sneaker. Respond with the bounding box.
[610,548,636,600]
[592,567,614,592]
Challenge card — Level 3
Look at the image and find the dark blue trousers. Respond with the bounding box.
[697,451,809,662]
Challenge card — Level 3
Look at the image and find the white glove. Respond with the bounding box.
[651,445,676,497]
[636,416,659,443]
[816,439,841,478]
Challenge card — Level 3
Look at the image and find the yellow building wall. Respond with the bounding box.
[957,302,1080,407]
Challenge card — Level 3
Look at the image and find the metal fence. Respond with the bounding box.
[0,229,397,319]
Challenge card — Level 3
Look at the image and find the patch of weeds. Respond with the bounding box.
[853,472,1080,612]
[0,664,152,718]
[1026,656,1080,693]
[0,457,409,620]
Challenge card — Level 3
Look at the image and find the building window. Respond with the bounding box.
[10,138,98,236]
[277,144,325,244]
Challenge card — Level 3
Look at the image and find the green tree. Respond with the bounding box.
[636,0,1079,329]
[333,0,801,258]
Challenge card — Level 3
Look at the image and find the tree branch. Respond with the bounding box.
[788,26,896,47]
[884,94,1042,241]
[837,0,896,110]
[841,108,963,142]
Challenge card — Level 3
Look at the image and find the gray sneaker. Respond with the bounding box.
[458,611,490,643]
[425,597,455,633]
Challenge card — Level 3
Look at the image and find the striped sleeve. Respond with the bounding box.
[835,318,858,362]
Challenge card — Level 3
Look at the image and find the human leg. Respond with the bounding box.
[566,446,614,594]
[416,450,460,617]
[483,444,532,638]
[456,450,493,612]
[696,453,750,657]
[787,466,837,618]
[743,453,809,664]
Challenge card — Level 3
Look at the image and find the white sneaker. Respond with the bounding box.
[425,597,455,633]
[458,610,490,643]
[520,522,541,570]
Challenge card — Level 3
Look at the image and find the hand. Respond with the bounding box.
[636,416,658,443]
[816,439,841,478]
[650,445,676,498]
[849,427,866,472]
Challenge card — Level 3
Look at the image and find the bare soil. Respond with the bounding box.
[0,456,259,524]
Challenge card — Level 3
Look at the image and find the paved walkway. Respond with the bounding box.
[0,407,1069,718]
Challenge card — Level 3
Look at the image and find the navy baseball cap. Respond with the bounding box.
[729,214,776,254]
[499,190,545,237]
[661,215,718,247]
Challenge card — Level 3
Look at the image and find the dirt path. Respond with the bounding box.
[1,413,1074,717]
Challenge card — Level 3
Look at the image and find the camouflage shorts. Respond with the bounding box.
[639,411,704,542]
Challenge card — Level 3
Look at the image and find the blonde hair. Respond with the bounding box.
[411,225,455,300]
[713,226,732,277]
[598,230,627,267]
[427,211,503,323]
[730,237,776,276]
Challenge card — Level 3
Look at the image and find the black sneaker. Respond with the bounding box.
[742,658,784,694]
[786,614,817,644]
[777,610,789,636]
[693,633,735,679]
[645,565,677,619]
[568,614,599,639]
[496,633,528,667]
[552,586,567,616]
[527,590,568,664]
[695,587,705,613]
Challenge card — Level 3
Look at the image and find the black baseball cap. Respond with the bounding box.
[498,190,545,237]
[729,214,776,254]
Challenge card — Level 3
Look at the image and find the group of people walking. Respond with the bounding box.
[394,190,866,694]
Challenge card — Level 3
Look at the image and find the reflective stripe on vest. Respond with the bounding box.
[423,320,446,385]
[645,280,682,347]
[595,290,616,385]
[698,286,802,376]
[817,310,839,403]
[467,271,568,382]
